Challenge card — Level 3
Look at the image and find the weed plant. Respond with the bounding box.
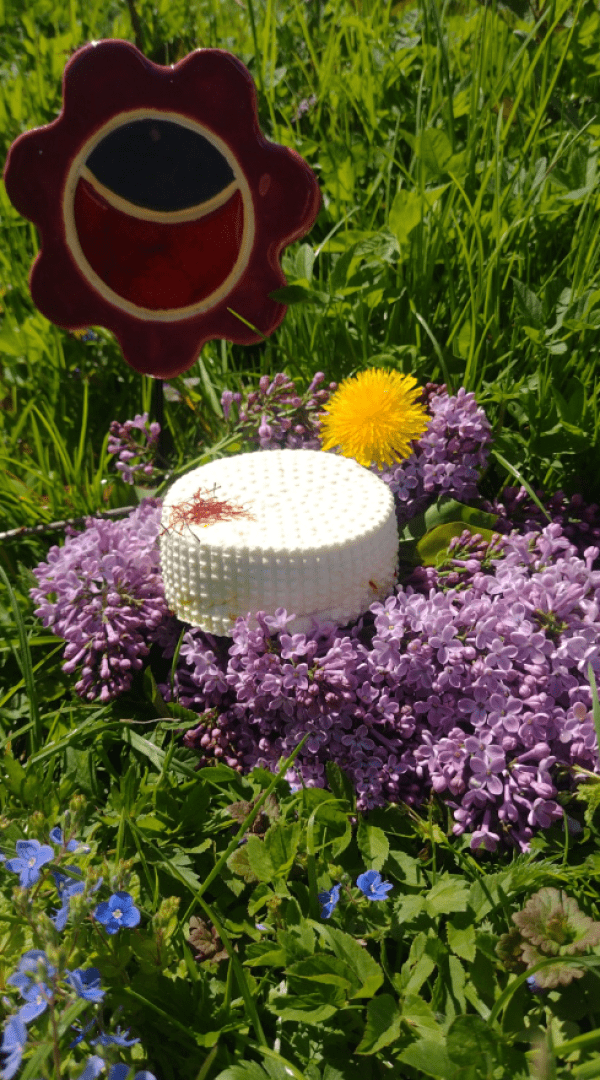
[1,0,600,1076]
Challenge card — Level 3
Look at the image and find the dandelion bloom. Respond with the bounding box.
[319,368,429,469]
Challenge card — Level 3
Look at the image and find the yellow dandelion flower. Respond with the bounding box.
[319,368,429,470]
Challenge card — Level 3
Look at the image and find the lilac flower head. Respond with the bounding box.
[31,500,169,702]
[4,840,54,888]
[356,870,393,901]
[221,372,336,452]
[108,413,161,486]
[93,892,140,935]
[318,884,341,919]
[0,1016,28,1080]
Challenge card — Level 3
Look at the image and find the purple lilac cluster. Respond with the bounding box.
[169,524,600,851]
[221,371,337,451]
[372,384,494,525]
[29,380,600,849]
[107,413,160,485]
[490,486,600,561]
[30,501,167,703]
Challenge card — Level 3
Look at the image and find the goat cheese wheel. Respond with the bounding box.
[159,448,399,635]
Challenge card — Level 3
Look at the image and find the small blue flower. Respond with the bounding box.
[106,1068,129,1080]
[7,951,55,1024]
[5,840,54,888]
[91,1026,140,1047]
[77,1057,106,1080]
[49,827,90,853]
[0,1016,28,1080]
[526,975,546,994]
[318,884,341,919]
[51,870,86,930]
[7,951,56,993]
[93,892,140,935]
[66,967,105,1003]
[16,979,53,1024]
[356,870,393,901]
[69,1017,98,1048]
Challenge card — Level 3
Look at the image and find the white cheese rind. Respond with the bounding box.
[159,449,399,635]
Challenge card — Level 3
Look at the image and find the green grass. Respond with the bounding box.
[1,0,600,1077]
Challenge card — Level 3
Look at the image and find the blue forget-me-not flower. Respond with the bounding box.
[5,840,54,888]
[356,870,393,901]
[0,1015,28,1080]
[65,967,105,1003]
[318,884,341,919]
[93,892,140,935]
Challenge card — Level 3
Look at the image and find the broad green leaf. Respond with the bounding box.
[317,926,384,998]
[287,954,361,993]
[214,1065,270,1080]
[394,894,426,923]
[356,820,389,870]
[425,876,470,916]
[512,278,544,329]
[355,994,402,1054]
[267,990,343,1023]
[446,1014,499,1065]
[386,849,423,887]
[417,522,497,566]
[245,835,275,882]
[399,1039,454,1078]
[416,129,453,176]
[243,942,287,967]
[277,921,315,963]
[446,919,477,963]
[264,821,301,877]
[401,994,446,1039]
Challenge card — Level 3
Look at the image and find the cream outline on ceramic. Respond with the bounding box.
[62,108,256,321]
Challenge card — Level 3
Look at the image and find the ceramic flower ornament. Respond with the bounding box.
[3,40,320,378]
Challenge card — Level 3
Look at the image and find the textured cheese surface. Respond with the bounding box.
[159,449,399,635]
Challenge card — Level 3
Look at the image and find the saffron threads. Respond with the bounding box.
[166,485,254,533]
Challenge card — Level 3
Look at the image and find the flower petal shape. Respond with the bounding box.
[3,40,320,378]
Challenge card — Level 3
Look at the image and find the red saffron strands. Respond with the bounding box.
[165,485,255,534]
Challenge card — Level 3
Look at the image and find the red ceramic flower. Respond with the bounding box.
[4,40,320,378]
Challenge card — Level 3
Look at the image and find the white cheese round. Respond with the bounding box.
[159,448,399,635]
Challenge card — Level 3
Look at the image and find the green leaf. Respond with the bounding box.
[416,129,453,177]
[446,1014,498,1065]
[264,821,301,877]
[425,876,470,916]
[399,1039,454,1078]
[356,820,389,871]
[512,278,544,329]
[394,894,426,924]
[268,990,344,1023]
[214,1065,270,1080]
[386,849,423,887]
[355,994,402,1054]
[388,185,448,246]
[316,926,383,998]
[446,918,477,963]
[398,496,499,563]
[326,760,356,807]
[287,954,361,993]
[245,836,275,882]
[243,942,287,967]
[401,994,446,1039]
[417,522,498,566]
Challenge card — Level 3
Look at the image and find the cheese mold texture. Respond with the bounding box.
[159,448,399,635]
